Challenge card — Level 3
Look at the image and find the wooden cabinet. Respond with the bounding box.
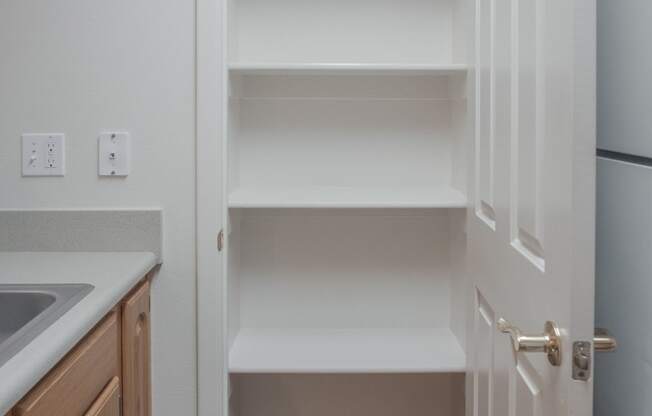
[122,281,151,416]
[84,377,120,416]
[13,311,121,416]
[9,277,152,416]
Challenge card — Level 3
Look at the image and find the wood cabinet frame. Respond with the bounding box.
[8,273,154,416]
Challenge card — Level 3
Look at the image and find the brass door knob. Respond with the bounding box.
[497,318,562,366]
[594,328,617,353]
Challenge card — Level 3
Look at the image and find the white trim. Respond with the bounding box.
[196,0,225,413]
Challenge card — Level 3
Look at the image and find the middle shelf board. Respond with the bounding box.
[229,328,466,374]
[228,187,468,209]
[229,63,469,77]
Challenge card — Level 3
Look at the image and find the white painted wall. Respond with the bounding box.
[0,1,197,415]
[595,158,652,416]
[597,0,652,158]
[595,2,652,414]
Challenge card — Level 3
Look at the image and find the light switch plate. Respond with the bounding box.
[22,133,65,176]
[99,132,130,176]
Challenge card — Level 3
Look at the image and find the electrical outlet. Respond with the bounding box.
[22,134,65,176]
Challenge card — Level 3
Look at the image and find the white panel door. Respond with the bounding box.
[468,0,596,415]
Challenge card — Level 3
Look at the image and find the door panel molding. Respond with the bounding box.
[510,0,546,272]
[514,359,543,416]
[475,0,497,230]
[474,289,495,416]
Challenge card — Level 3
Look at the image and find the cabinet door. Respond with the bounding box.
[84,377,121,416]
[14,312,121,416]
[122,280,151,416]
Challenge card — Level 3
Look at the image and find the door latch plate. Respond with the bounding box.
[572,341,591,381]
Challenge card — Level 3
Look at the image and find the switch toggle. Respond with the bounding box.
[99,132,130,176]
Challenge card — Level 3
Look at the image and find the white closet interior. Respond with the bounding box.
[224,0,470,414]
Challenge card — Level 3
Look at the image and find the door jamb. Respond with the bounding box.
[196,0,226,414]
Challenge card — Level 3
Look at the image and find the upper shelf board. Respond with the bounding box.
[229,328,466,374]
[229,63,469,76]
[228,187,468,209]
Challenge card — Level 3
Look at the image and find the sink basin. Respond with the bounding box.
[0,284,93,367]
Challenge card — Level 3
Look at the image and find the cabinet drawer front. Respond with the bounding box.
[15,311,121,416]
[84,377,120,416]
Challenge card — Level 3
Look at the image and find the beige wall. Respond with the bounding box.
[0,1,197,414]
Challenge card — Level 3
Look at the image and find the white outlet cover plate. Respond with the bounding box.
[22,133,65,176]
[99,132,130,176]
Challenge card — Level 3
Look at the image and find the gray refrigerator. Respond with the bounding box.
[595,0,652,414]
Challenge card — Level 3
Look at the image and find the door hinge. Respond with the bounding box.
[217,228,225,252]
[572,341,591,381]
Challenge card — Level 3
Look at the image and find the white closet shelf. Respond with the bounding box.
[229,328,466,374]
[229,63,468,76]
[228,187,467,209]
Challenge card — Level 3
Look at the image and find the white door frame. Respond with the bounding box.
[194,0,596,414]
[196,0,226,414]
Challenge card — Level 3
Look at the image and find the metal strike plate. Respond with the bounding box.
[218,229,225,252]
[572,341,591,381]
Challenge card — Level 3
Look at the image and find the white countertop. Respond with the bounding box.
[0,252,157,414]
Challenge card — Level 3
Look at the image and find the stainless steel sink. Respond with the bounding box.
[0,284,93,367]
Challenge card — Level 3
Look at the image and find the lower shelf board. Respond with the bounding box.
[228,328,466,374]
[228,187,467,209]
